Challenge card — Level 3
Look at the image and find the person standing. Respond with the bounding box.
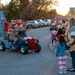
[51,30,57,45]
[67,34,75,72]
[9,24,19,49]
[56,28,65,39]
[3,21,11,38]
[56,36,68,74]
[61,20,68,35]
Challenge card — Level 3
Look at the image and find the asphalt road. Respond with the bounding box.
[0,27,74,75]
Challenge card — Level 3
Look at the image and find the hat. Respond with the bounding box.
[4,21,9,32]
[4,21,9,26]
[12,23,18,28]
[17,22,22,27]
[53,17,57,21]
[18,24,22,27]
[57,24,61,29]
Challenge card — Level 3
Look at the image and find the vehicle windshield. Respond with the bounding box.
[43,20,48,22]
[36,20,40,22]
[28,21,34,23]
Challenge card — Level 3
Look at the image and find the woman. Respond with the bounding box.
[67,34,75,72]
[4,21,11,38]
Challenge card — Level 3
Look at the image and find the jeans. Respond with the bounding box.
[70,51,75,69]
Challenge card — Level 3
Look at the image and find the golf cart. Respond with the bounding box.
[0,11,41,54]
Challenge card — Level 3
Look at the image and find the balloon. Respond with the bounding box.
[57,24,61,29]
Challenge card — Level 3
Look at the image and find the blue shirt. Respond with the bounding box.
[56,42,67,56]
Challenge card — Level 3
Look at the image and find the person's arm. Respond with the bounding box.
[56,44,59,56]
[67,38,74,46]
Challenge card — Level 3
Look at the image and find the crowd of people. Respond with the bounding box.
[3,18,75,74]
[50,18,75,74]
[50,18,68,47]
[3,20,27,49]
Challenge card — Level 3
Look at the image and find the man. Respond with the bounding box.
[3,21,11,38]
[9,24,19,49]
[9,22,27,49]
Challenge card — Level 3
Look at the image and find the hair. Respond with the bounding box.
[57,28,64,34]
[62,20,65,23]
[58,36,66,45]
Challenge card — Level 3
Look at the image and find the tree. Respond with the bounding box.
[20,0,58,20]
[5,0,29,21]
[49,9,57,18]
[2,0,58,21]
[31,0,58,16]
[0,0,6,11]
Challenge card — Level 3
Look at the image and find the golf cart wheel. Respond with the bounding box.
[34,44,41,53]
[0,42,6,51]
[20,45,28,54]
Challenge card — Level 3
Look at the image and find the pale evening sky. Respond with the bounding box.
[1,0,75,16]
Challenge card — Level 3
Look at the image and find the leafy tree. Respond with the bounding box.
[5,0,29,21]
[49,9,57,18]
[31,0,58,17]
[0,0,6,11]
[0,0,58,21]
[20,0,58,20]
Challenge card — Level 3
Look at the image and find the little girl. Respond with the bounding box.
[51,30,57,45]
[56,35,68,74]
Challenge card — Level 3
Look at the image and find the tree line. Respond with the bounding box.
[0,0,59,22]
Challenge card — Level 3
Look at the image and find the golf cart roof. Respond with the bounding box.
[0,11,6,37]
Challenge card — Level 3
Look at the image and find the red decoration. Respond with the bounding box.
[27,38,35,51]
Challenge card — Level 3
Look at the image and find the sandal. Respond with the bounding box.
[67,68,75,72]
[12,46,15,49]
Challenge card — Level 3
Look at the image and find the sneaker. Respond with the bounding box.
[63,70,66,73]
[67,68,75,72]
[12,46,15,49]
[58,70,63,74]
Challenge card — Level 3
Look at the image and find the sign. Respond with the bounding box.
[70,7,75,14]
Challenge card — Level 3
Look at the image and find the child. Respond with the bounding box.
[56,28,65,39]
[51,30,57,45]
[56,36,68,74]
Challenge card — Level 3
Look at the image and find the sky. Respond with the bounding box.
[1,0,11,4]
[1,0,75,16]
[55,0,75,15]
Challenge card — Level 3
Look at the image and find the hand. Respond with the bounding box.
[56,38,58,40]
[66,43,70,46]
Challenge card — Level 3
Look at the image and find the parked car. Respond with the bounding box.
[26,20,39,29]
[43,19,51,26]
[36,19,46,27]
